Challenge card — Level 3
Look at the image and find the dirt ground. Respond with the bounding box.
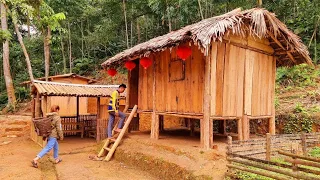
[116,130,228,179]
[0,136,158,180]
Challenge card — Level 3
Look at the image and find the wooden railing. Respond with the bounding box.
[226,133,320,180]
[61,114,97,137]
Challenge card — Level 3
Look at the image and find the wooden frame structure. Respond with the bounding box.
[30,80,126,146]
[101,8,312,149]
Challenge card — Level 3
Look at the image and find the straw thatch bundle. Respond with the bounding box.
[102,8,312,67]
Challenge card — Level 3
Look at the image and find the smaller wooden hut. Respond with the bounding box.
[102,8,312,149]
[29,80,126,146]
[21,73,97,116]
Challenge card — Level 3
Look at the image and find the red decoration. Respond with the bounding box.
[125,61,136,71]
[177,46,192,60]
[140,57,152,69]
[107,68,117,76]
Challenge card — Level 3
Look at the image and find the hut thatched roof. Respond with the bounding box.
[102,8,312,67]
[31,80,126,97]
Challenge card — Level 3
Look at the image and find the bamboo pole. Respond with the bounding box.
[231,153,320,175]
[104,105,137,161]
[285,158,320,169]
[228,157,317,180]
[279,151,320,163]
[227,164,291,180]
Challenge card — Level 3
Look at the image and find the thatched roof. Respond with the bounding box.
[31,80,126,97]
[102,8,312,67]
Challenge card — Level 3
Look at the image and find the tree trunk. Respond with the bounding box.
[59,31,67,74]
[81,20,84,59]
[197,0,204,20]
[14,23,34,81]
[165,0,172,32]
[68,22,72,73]
[1,3,16,108]
[44,26,51,81]
[123,0,129,48]
[27,16,31,38]
[258,0,262,7]
[137,21,141,43]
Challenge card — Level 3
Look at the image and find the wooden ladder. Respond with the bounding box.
[97,105,137,161]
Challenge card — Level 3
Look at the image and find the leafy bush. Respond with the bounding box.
[276,64,319,88]
[282,103,313,133]
[309,147,320,158]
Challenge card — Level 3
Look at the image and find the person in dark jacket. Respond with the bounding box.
[31,105,64,168]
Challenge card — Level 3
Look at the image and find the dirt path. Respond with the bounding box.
[0,137,158,180]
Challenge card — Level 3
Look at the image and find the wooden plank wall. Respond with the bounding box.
[211,43,245,117]
[138,44,205,114]
[246,51,274,116]
[42,77,89,116]
[211,34,276,118]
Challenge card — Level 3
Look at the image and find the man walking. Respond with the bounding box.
[107,84,127,139]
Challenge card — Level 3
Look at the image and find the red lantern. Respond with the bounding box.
[125,61,136,71]
[177,46,192,60]
[140,57,152,69]
[107,68,117,76]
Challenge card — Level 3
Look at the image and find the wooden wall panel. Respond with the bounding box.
[215,43,226,116]
[247,50,274,116]
[221,45,245,117]
[147,44,204,114]
[210,43,218,116]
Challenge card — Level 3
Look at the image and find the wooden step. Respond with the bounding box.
[104,147,111,151]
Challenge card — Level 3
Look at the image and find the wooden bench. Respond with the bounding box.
[62,122,84,138]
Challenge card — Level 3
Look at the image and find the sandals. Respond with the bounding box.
[55,159,62,164]
[31,160,38,168]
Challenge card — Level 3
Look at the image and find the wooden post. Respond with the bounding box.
[42,95,47,117]
[159,115,164,132]
[123,72,130,113]
[266,133,271,161]
[190,119,195,136]
[96,97,100,142]
[202,48,212,150]
[76,96,79,122]
[31,94,35,118]
[301,133,307,156]
[227,136,232,155]
[242,115,249,140]
[151,56,159,139]
[269,57,276,135]
[35,92,41,117]
[237,118,243,141]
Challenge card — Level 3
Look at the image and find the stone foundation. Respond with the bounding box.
[0,115,31,137]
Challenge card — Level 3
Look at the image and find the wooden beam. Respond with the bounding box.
[248,115,273,119]
[96,97,100,142]
[76,96,79,122]
[151,56,159,139]
[267,31,296,64]
[42,95,48,117]
[156,113,203,119]
[202,47,212,149]
[269,57,276,135]
[242,115,249,140]
[123,72,130,113]
[31,94,35,118]
[35,92,41,117]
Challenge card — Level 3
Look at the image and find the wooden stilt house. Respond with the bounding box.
[102,8,312,149]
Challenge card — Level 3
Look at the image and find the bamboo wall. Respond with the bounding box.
[138,44,205,114]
